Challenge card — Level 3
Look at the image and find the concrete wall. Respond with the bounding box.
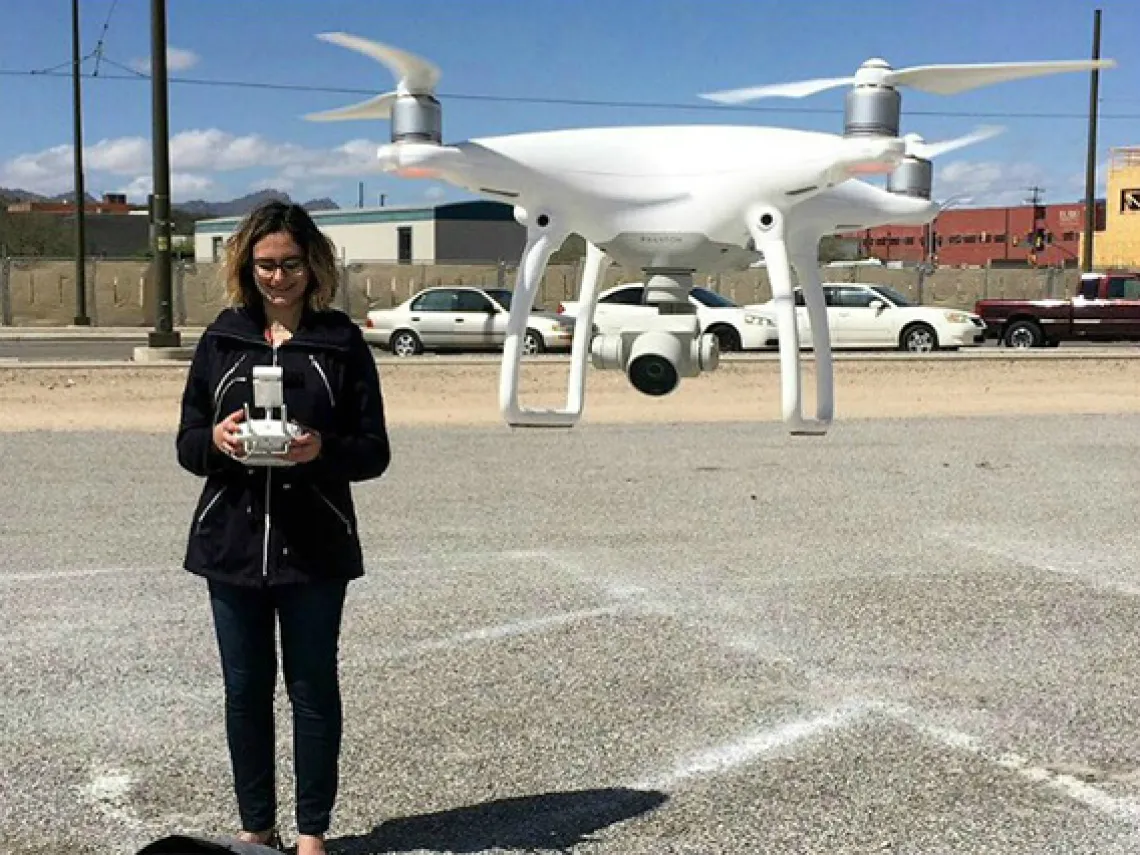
[0,256,1075,327]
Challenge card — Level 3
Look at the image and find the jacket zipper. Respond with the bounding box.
[261,344,278,581]
[195,485,227,533]
[309,354,336,408]
[313,486,353,536]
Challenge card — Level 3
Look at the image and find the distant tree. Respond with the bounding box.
[549,233,586,264]
[0,211,74,256]
[818,235,861,263]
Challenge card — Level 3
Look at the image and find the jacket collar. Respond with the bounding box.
[209,304,357,351]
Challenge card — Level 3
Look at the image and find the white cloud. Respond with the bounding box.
[934,160,1054,207]
[121,173,220,199]
[129,47,200,74]
[0,130,384,202]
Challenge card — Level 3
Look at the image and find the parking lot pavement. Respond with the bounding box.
[1,415,1139,854]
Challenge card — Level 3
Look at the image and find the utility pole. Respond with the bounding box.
[1082,8,1102,272]
[1026,186,1046,267]
[148,0,179,347]
[71,0,90,325]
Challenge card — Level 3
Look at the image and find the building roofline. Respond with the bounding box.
[192,199,515,233]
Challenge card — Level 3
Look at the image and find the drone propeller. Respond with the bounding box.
[882,124,1003,200]
[701,57,1116,104]
[304,33,442,122]
[902,124,1004,160]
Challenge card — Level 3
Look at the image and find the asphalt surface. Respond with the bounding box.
[1,416,1139,854]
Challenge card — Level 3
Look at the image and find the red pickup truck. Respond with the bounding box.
[974,271,1140,348]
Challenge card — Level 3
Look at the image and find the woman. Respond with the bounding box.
[175,201,391,854]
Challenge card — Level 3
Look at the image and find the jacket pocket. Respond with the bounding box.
[311,484,353,537]
[309,354,336,409]
[195,484,228,534]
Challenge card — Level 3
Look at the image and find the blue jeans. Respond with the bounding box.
[207,578,348,837]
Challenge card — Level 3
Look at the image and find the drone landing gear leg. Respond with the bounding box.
[498,213,585,427]
[746,206,833,435]
[789,240,835,428]
[563,240,610,416]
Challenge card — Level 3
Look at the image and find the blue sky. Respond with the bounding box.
[0,0,1135,209]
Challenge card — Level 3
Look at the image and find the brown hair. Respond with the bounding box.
[221,201,340,312]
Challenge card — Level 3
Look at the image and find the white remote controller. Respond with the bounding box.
[232,365,304,467]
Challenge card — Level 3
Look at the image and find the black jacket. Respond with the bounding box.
[176,305,390,587]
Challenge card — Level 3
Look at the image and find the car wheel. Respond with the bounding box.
[709,324,742,352]
[900,323,938,353]
[523,329,545,355]
[1003,320,1042,349]
[390,329,422,357]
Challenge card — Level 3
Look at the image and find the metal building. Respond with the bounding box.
[193,200,525,265]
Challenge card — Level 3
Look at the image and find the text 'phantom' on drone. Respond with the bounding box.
[305,33,1114,436]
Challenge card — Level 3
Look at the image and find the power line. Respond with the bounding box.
[91,0,123,77]
[2,66,1139,121]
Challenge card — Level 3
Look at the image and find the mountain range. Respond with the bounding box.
[0,187,340,218]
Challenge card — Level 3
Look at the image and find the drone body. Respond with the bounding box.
[306,33,1114,435]
[379,124,911,273]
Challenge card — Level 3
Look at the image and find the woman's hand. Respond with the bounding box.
[286,427,322,464]
[213,408,247,457]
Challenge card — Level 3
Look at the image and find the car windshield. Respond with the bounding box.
[870,285,915,307]
[690,287,739,308]
[485,289,513,309]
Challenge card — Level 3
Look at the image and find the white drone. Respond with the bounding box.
[306,33,1113,435]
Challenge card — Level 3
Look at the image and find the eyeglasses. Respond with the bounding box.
[252,257,306,276]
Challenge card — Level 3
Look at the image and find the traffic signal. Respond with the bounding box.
[1031,227,1047,252]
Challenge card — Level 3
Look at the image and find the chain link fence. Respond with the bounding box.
[0,254,1076,327]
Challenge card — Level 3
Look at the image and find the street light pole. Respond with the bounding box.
[148,0,180,347]
[71,0,90,326]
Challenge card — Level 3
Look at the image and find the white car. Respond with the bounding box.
[363,286,576,356]
[746,283,986,352]
[557,283,778,352]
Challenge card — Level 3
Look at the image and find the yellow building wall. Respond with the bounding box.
[1084,147,1140,269]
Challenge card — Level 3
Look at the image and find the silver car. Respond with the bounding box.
[363,286,576,356]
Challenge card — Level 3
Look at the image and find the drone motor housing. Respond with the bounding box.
[886,156,934,199]
[392,94,442,144]
[844,78,901,139]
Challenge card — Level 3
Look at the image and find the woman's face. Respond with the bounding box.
[250,230,309,310]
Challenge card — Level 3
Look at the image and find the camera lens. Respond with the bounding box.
[628,354,678,396]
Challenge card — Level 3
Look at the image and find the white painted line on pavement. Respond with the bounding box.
[932,524,1140,598]
[879,703,1140,823]
[635,701,873,791]
[78,766,147,834]
[342,604,634,668]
